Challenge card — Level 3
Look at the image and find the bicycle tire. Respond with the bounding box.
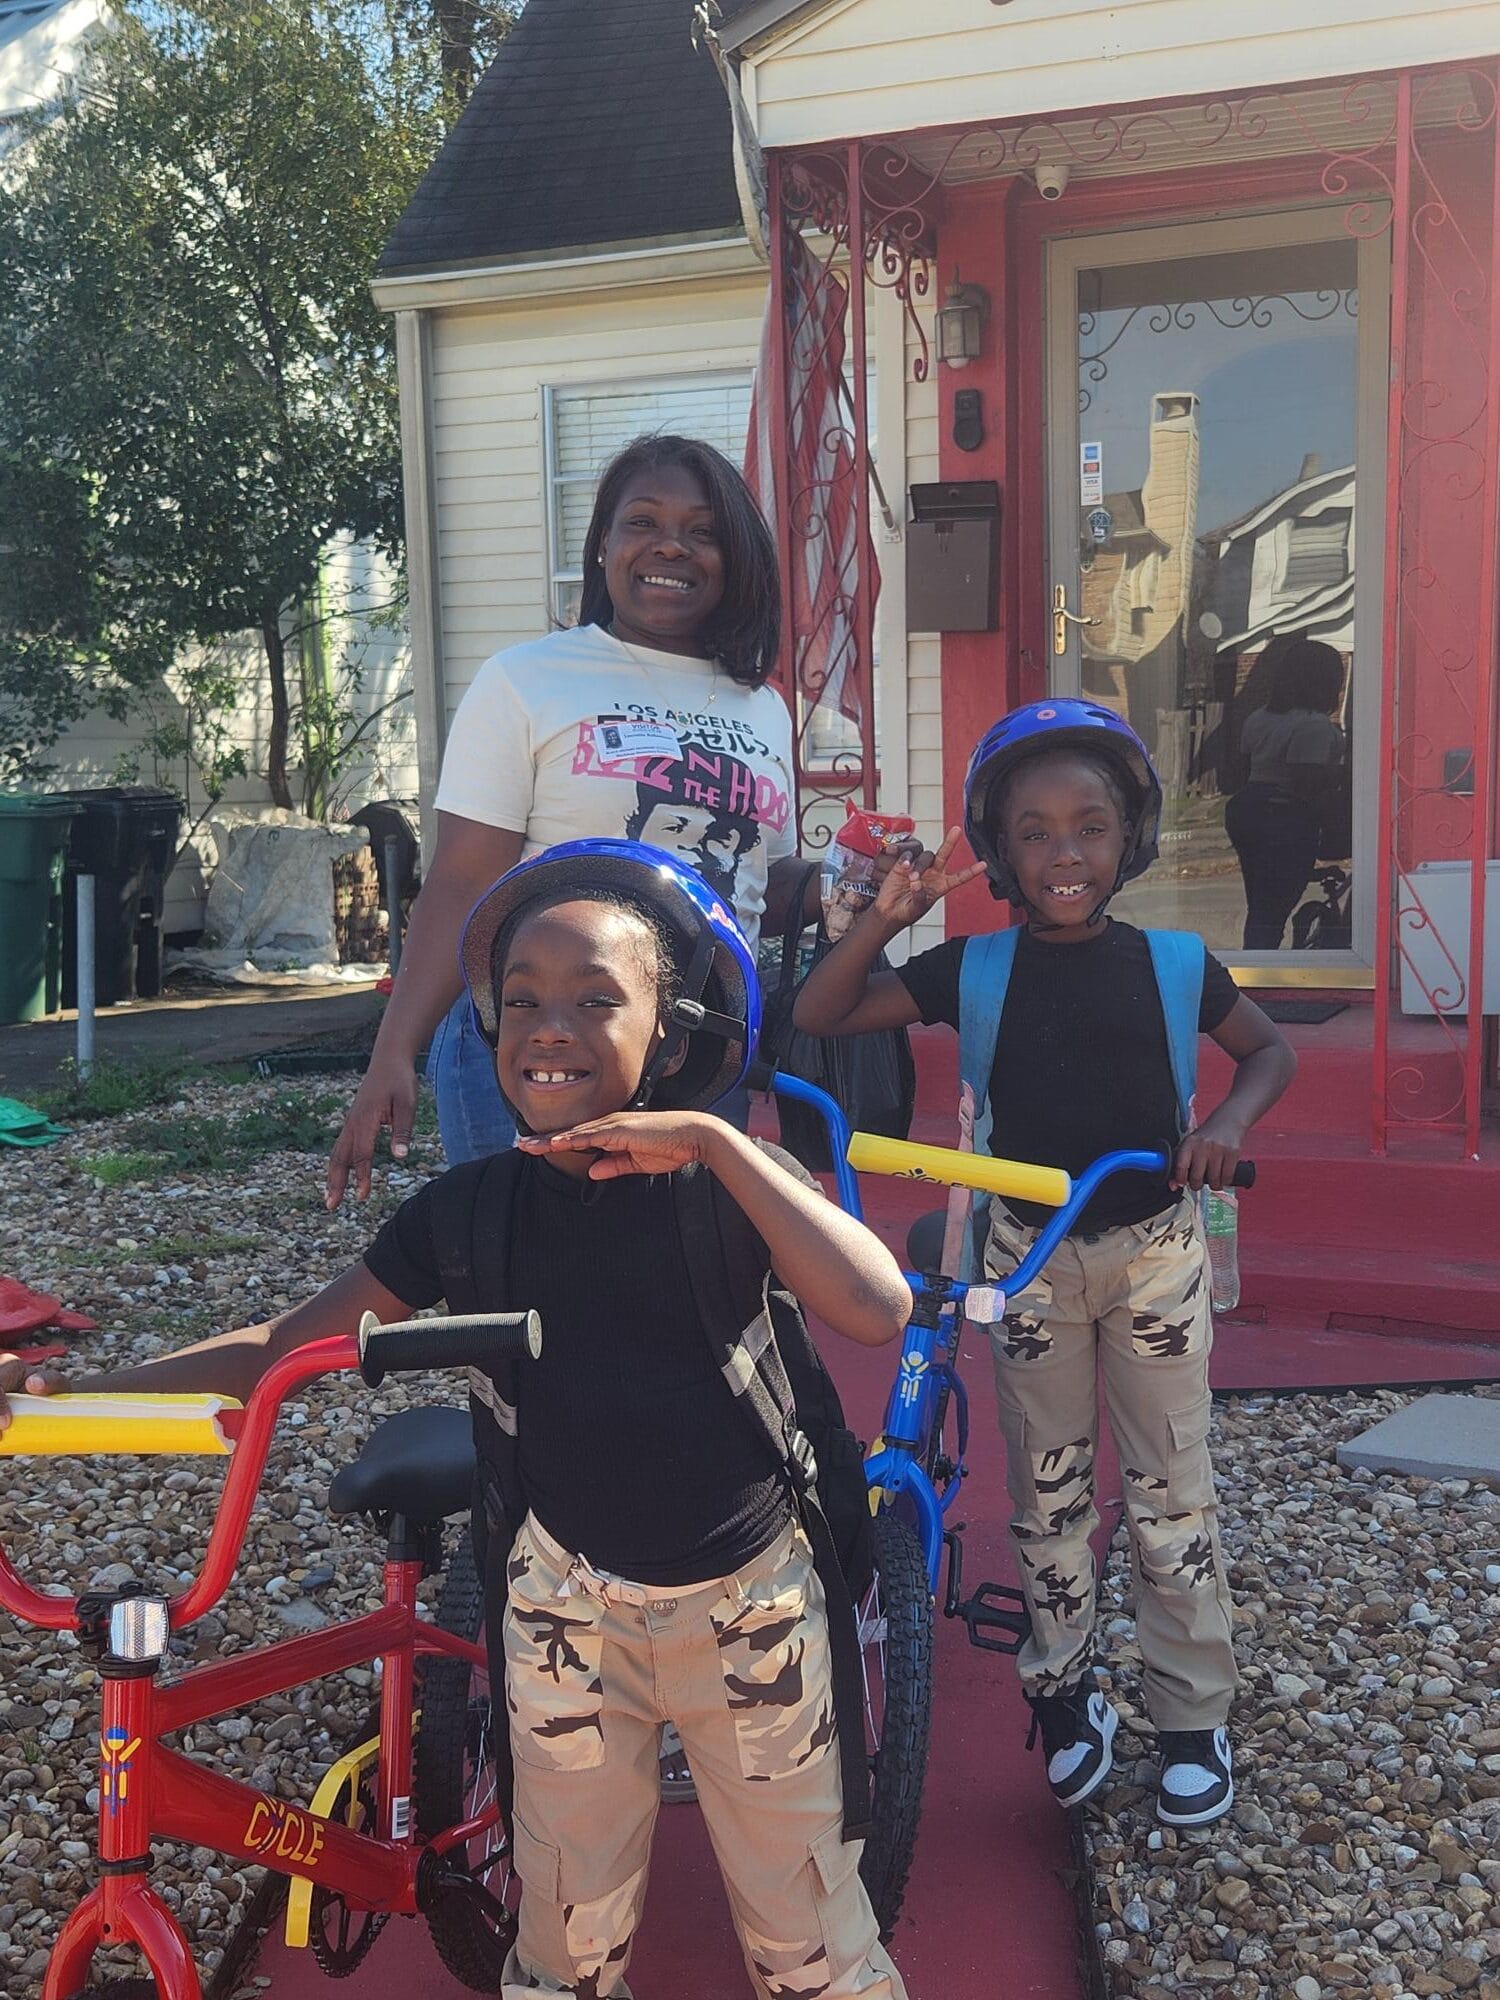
[857,1510,934,1942]
[415,1527,516,1992]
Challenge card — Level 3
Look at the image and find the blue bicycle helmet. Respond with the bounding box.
[963,699,1162,906]
[460,837,761,1117]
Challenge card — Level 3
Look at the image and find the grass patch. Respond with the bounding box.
[42,1054,251,1121]
[153,1231,259,1261]
[43,1055,192,1121]
[124,1093,345,1171]
[86,1152,161,1186]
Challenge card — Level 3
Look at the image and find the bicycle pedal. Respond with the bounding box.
[957,1581,1031,1656]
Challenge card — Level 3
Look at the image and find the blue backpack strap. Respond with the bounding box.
[1144,929,1206,1133]
[957,927,1020,1159]
[957,927,1020,1276]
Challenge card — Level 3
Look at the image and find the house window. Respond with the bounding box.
[1281,513,1351,597]
[544,375,755,626]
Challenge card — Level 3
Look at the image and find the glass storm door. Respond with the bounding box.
[1046,210,1387,973]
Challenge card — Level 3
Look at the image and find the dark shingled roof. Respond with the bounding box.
[378,0,746,277]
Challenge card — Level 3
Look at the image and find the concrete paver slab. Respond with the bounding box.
[1336,1391,1500,1485]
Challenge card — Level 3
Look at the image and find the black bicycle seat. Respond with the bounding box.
[906,1208,948,1273]
[329,1407,476,1522]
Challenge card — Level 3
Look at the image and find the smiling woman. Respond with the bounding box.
[326,436,802,1207]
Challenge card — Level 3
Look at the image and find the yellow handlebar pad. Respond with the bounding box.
[0,1394,243,1458]
[846,1132,1072,1210]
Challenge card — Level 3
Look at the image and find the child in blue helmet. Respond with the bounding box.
[2,840,912,1999]
[794,702,1296,1828]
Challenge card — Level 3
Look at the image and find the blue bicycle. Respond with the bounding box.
[770,1072,1254,1937]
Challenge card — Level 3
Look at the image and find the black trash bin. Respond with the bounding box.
[61,786,184,1007]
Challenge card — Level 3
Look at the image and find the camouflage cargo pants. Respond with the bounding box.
[500,1513,905,2000]
[980,1192,1236,1730]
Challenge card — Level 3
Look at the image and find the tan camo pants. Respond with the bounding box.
[981,1193,1237,1731]
[499,1512,905,2000]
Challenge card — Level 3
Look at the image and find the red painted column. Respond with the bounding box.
[1372,75,1415,1154]
[1463,68,1500,1155]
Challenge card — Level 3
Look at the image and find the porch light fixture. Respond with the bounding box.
[937,276,990,369]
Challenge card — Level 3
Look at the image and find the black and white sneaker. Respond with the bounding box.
[1025,1679,1118,1809]
[1157,1727,1234,1826]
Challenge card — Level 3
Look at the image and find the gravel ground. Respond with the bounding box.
[8,1084,1500,2000]
[0,1074,453,1997]
[1087,1386,1500,2000]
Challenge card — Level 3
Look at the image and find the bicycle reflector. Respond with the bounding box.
[108,1594,171,1665]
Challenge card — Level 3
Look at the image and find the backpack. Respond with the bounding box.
[428,1145,874,1842]
[956,923,1207,1273]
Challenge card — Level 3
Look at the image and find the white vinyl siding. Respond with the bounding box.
[545,372,754,625]
[740,0,1500,151]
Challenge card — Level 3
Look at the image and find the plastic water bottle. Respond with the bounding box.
[1201,1188,1240,1314]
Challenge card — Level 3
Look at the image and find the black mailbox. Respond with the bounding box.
[905,481,1001,633]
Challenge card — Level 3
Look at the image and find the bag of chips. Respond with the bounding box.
[819,802,918,940]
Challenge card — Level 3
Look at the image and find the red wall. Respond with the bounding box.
[929,126,1500,941]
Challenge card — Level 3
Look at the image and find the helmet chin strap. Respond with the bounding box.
[626,925,720,1111]
[1009,826,1133,935]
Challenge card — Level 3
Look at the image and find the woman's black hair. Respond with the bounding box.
[577,434,781,689]
[489,886,684,1021]
[1264,637,1346,717]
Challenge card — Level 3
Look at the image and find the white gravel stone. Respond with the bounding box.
[1081,1384,1500,2000]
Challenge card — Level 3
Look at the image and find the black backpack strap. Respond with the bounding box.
[672,1163,872,1841]
[775,862,821,1003]
[427,1150,528,1830]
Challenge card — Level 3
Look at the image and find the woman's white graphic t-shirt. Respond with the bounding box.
[434,624,796,950]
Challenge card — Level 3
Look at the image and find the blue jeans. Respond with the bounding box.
[426,995,750,1168]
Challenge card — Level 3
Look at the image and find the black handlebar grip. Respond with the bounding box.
[358,1311,542,1388]
[744,1058,777,1095]
[1231,1160,1257,1190]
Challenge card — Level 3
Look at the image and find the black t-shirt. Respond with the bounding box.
[362,1154,791,1587]
[897,920,1239,1233]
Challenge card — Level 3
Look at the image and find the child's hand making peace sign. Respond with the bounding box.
[871,829,987,930]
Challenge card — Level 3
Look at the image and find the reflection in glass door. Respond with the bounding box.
[1047,214,1386,967]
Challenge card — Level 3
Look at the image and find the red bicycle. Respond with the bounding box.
[0,1309,541,2000]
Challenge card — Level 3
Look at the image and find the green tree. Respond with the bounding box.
[0,0,499,798]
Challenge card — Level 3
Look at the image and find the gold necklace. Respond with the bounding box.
[613,633,720,710]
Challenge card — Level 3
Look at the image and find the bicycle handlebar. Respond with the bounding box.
[846,1130,1255,1204]
[846,1132,1073,1208]
[358,1310,541,1387]
[0,1307,551,1637]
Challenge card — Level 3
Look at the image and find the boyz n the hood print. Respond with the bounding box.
[572,699,792,906]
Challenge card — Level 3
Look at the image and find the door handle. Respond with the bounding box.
[1052,582,1099,656]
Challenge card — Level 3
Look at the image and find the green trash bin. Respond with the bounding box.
[0,795,79,1024]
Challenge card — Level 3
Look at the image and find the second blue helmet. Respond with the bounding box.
[963,699,1163,905]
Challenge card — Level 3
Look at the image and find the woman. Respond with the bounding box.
[326,434,810,1204]
[1224,637,1346,951]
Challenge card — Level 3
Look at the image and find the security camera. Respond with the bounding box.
[1034,160,1071,202]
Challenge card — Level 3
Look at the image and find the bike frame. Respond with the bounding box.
[0,1336,492,2000]
[779,1066,1172,1594]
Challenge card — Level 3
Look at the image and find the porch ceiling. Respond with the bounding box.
[859,72,1480,194]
